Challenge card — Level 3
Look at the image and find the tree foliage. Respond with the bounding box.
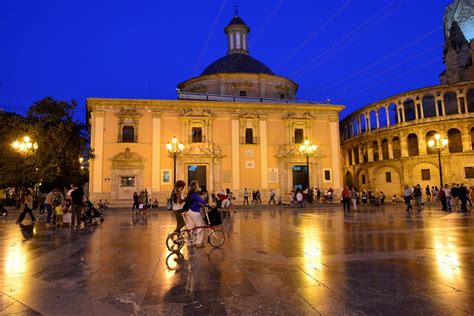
[0,97,88,191]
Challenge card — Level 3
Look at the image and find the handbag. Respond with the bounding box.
[139,203,144,210]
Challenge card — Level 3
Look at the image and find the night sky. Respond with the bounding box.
[0,0,453,120]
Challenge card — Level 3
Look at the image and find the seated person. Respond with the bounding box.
[152,198,159,209]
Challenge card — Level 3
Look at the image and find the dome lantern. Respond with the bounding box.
[224,8,250,55]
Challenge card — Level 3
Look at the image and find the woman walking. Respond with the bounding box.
[16,189,35,223]
[186,181,207,248]
[403,185,413,212]
[171,180,186,233]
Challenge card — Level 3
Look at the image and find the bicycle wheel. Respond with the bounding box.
[166,232,184,252]
[208,229,225,248]
[166,252,185,270]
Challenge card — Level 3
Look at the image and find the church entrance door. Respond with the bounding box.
[188,165,207,192]
[292,165,308,190]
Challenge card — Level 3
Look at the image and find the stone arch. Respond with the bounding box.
[353,117,359,136]
[411,162,440,188]
[378,106,387,128]
[372,165,402,198]
[369,110,377,130]
[444,91,458,115]
[381,139,389,160]
[448,128,463,153]
[345,171,354,187]
[360,114,367,133]
[348,149,353,165]
[388,103,398,125]
[422,94,437,118]
[392,136,401,159]
[425,130,438,155]
[372,140,379,161]
[407,133,419,156]
[404,98,416,121]
[467,89,474,113]
[354,145,360,164]
[361,144,368,163]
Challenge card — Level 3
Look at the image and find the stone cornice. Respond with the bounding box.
[86,98,344,115]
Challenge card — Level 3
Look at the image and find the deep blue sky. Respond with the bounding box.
[0,0,453,120]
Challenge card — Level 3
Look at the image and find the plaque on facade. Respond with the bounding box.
[161,170,171,184]
[268,168,278,183]
[245,149,254,157]
[245,161,255,168]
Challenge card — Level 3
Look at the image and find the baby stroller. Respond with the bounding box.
[81,201,105,226]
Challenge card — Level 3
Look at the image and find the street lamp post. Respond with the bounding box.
[11,135,38,192]
[428,133,448,188]
[298,138,318,190]
[166,136,184,185]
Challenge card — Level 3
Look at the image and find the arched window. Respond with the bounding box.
[392,137,401,159]
[407,133,419,156]
[294,128,304,143]
[388,103,398,125]
[437,99,444,116]
[122,126,135,143]
[378,107,387,128]
[192,127,203,142]
[448,128,463,153]
[404,99,416,121]
[360,114,367,133]
[362,144,368,163]
[370,110,377,130]
[467,89,474,113]
[444,92,458,115]
[348,150,353,165]
[245,128,254,144]
[372,141,379,161]
[471,127,474,150]
[422,94,436,118]
[353,118,359,136]
[354,146,360,164]
[381,139,389,160]
[425,131,438,155]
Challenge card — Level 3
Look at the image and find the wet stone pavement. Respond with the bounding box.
[0,204,473,315]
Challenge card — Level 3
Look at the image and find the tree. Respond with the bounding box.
[27,97,89,191]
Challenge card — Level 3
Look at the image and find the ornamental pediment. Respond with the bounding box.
[111,148,144,168]
[282,111,315,120]
[179,108,215,118]
[114,109,142,121]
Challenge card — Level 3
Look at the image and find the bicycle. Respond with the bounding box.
[166,205,225,252]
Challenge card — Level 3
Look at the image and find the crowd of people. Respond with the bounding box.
[12,185,86,229]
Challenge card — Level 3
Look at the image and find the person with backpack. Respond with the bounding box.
[171,180,187,233]
[186,180,207,248]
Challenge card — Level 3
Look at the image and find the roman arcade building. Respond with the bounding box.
[87,14,344,204]
[340,81,474,197]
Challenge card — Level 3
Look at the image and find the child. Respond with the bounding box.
[54,200,64,227]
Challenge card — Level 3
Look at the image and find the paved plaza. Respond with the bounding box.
[0,204,473,315]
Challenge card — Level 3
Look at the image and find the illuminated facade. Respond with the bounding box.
[87,14,343,204]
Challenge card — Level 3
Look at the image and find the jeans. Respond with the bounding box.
[404,196,412,211]
[17,206,35,223]
[71,203,82,227]
[45,204,53,223]
[342,198,350,212]
[415,196,422,210]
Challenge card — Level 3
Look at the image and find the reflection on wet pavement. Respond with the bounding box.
[0,205,473,314]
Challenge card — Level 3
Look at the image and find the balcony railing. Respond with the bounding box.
[117,134,138,143]
[188,135,207,143]
[241,137,259,144]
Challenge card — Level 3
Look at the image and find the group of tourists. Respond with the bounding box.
[14,185,85,229]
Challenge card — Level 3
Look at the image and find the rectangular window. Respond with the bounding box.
[192,127,203,143]
[386,172,392,183]
[361,175,366,184]
[465,167,474,179]
[245,128,254,144]
[324,170,331,181]
[122,126,135,143]
[120,176,135,187]
[294,128,304,144]
[421,169,431,181]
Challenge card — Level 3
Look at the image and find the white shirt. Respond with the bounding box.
[296,192,303,201]
[172,192,185,211]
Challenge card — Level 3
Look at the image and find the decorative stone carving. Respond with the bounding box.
[111,148,144,168]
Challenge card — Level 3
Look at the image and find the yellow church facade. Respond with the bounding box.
[87,97,343,204]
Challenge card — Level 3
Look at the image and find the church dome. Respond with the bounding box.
[201,53,274,76]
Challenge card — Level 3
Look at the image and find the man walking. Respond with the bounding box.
[268,189,276,204]
[414,184,422,212]
[243,188,249,206]
[70,186,84,229]
[342,186,351,212]
[403,185,413,212]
